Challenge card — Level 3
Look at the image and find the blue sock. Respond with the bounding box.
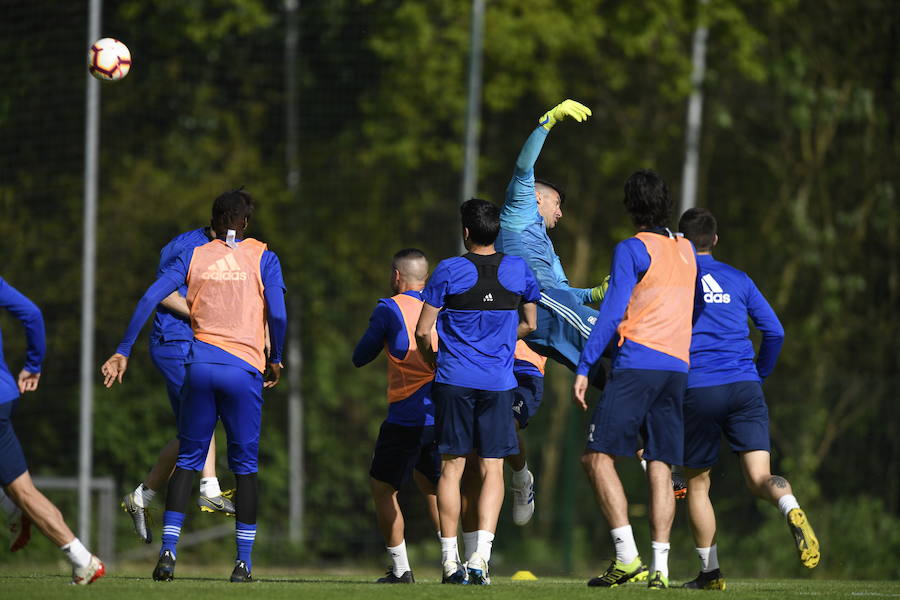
[235,521,256,571]
[161,510,185,557]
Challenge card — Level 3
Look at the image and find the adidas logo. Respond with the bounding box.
[201,254,247,281]
[588,423,595,443]
[483,293,494,302]
[701,273,730,304]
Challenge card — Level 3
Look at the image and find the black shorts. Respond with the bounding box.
[370,421,441,490]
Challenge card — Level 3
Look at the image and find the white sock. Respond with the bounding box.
[387,540,410,576]
[440,536,459,564]
[696,544,719,572]
[199,477,221,498]
[462,530,478,561]
[511,463,530,488]
[610,525,639,564]
[0,489,18,516]
[132,483,156,508]
[651,541,670,577]
[777,494,800,517]
[475,530,494,562]
[61,538,92,568]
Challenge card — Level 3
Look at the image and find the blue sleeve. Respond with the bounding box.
[116,275,182,356]
[576,239,647,375]
[261,251,287,364]
[501,127,548,233]
[158,236,189,296]
[745,276,784,379]
[0,279,46,373]
[352,302,393,367]
[521,262,541,303]
[692,248,705,324]
[261,250,287,293]
[422,261,451,308]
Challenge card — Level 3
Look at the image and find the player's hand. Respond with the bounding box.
[538,99,592,131]
[264,362,282,389]
[17,369,40,394]
[573,374,589,411]
[101,353,129,387]
[590,275,611,303]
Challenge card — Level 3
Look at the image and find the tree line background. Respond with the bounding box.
[0,0,897,579]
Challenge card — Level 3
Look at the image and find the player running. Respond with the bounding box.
[122,225,235,546]
[574,170,702,589]
[0,277,105,584]
[416,199,539,585]
[102,189,286,583]
[352,248,441,584]
[677,208,819,589]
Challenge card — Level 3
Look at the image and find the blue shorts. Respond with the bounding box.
[370,422,441,490]
[177,362,264,475]
[0,401,27,487]
[525,289,610,388]
[586,369,686,465]
[511,373,544,429]
[149,340,191,415]
[683,381,770,469]
[432,383,518,459]
[526,288,597,372]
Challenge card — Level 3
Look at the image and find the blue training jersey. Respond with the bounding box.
[495,126,593,303]
[116,239,288,372]
[422,254,540,391]
[0,278,45,405]
[577,232,704,376]
[150,227,212,344]
[687,254,784,388]
[352,290,435,427]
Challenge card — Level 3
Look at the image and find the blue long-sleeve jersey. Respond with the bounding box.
[576,232,704,375]
[352,290,435,427]
[116,242,287,371]
[151,227,212,344]
[0,277,45,405]
[495,126,593,303]
[687,254,784,388]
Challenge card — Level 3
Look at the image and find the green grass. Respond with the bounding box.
[3,568,900,600]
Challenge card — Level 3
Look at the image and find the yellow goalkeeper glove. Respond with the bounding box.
[590,275,610,303]
[538,99,592,131]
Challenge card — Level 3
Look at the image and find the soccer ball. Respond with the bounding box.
[88,38,131,81]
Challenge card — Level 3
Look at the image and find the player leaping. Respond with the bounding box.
[495,99,608,384]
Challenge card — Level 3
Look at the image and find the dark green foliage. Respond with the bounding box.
[0,0,896,576]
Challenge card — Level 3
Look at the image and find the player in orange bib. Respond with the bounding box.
[101,189,286,583]
[353,249,441,583]
[574,170,703,589]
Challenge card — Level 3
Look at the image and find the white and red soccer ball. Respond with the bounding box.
[88,38,131,81]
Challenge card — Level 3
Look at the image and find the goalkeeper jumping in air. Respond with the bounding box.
[495,99,609,386]
[496,100,688,502]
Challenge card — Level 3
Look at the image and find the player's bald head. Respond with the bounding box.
[392,248,428,283]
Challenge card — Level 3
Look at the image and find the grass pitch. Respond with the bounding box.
[2,568,899,600]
